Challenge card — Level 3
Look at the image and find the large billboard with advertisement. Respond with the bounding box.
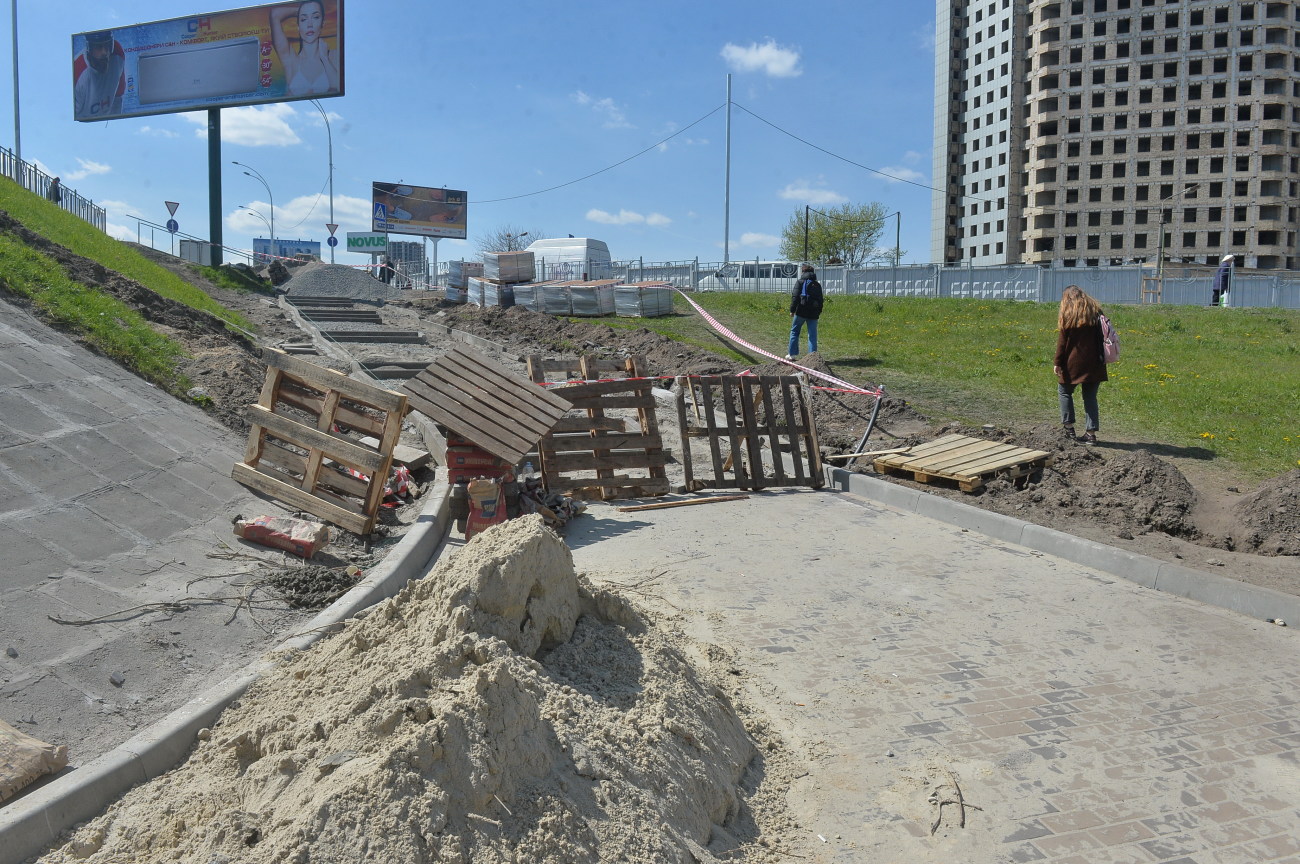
[72,1,343,122]
[372,183,467,240]
[253,237,321,263]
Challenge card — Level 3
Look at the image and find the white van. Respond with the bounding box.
[526,238,612,282]
[696,261,801,292]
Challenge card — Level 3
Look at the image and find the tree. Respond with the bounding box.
[778,202,903,267]
[475,225,547,255]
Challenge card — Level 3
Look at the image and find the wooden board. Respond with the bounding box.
[399,345,572,466]
[528,355,670,501]
[676,374,823,492]
[233,348,406,536]
[873,433,1053,492]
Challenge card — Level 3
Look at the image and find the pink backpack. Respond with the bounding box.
[1099,313,1120,363]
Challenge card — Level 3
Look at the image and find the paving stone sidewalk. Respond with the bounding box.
[565,488,1300,864]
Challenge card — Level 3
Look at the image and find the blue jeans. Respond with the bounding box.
[1058,381,1100,431]
[788,315,818,356]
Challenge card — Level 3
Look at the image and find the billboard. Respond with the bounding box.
[346,232,387,254]
[72,1,343,122]
[372,183,467,240]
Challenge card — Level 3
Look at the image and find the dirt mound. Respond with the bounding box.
[1232,469,1300,556]
[37,517,792,864]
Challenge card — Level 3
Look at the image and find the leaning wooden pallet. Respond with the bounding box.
[527,355,670,500]
[233,348,406,536]
[872,433,1053,492]
[675,374,823,492]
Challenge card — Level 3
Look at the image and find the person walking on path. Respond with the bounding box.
[46,177,62,205]
[786,264,823,360]
[1053,284,1108,444]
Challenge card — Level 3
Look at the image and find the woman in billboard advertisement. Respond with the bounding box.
[271,2,339,97]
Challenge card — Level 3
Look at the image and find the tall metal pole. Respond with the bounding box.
[724,73,732,264]
[208,109,222,266]
[895,211,901,268]
[312,100,334,263]
[11,0,20,163]
[233,160,273,263]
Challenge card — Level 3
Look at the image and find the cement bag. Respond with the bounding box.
[233,515,330,558]
[1,719,69,802]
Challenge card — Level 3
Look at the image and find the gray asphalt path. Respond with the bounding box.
[0,300,313,769]
[565,489,1300,864]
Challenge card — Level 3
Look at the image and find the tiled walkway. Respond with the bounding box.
[566,488,1300,863]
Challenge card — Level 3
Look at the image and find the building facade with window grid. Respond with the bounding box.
[933,0,1300,270]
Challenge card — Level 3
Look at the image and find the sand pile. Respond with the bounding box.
[37,516,789,864]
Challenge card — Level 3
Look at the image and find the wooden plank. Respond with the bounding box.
[550,415,627,433]
[263,348,406,413]
[719,377,750,489]
[947,451,1052,479]
[799,377,824,487]
[276,388,386,437]
[402,374,536,460]
[417,361,560,438]
[551,378,656,399]
[559,395,659,411]
[779,377,807,485]
[545,432,665,451]
[243,405,386,475]
[738,380,765,489]
[257,444,371,499]
[543,451,671,472]
[547,475,672,493]
[699,378,727,488]
[580,356,616,500]
[758,377,787,486]
[444,346,572,413]
[675,379,696,492]
[232,463,371,535]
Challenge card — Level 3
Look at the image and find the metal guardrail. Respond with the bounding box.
[0,146,106,232]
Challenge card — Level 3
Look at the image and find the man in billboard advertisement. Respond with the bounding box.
[371,183,468,239]
[73,30,126,120]
[71,0,343,122]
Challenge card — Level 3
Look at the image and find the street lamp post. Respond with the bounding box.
[1155,182,1200,284]
[311,100,334,263]
[884,211,902,267]
[232,161,274,263]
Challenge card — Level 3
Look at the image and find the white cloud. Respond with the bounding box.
[720,40,802,78]
[878,166,926,184]
[106,222,134,241]
[572,91,634,129]
[228,193,373,236]
[586,208,671,227]
[64,158,111,182]
[182,104,302,146]
[778,182,847,205]
[138,125,179,139]
[738,232,780,248]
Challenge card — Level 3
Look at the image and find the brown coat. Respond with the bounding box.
[1054,323,1108,385]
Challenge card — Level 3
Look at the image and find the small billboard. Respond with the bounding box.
[372,183,467,240]
[346,231,387,254]
[72,0,344,122]
[254,237,321,263]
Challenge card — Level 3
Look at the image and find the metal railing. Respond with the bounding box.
[0,146,106,232]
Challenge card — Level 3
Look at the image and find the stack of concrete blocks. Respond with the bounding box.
[512,282,545,311]
[568,279,618,317]
[445,260,482,304]
[470,250,534,308]
[614,282,675,317]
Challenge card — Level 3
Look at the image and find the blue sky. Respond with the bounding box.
[3,1,937,268]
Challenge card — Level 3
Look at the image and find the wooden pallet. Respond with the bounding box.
[527,355,670,500]
[399,345,572,467]
[233,348,407,536]
[675,374,823,492]
[872,433,1053,492]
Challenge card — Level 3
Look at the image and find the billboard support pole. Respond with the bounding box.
[11,0,20,164]
[208,108,223,267]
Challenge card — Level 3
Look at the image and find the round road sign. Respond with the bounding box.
[166,219,179,234]
[327,236,338,248]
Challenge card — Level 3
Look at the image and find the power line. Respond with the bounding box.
[468,104,726,205]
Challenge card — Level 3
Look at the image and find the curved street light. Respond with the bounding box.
[232,160,274,262]
[240,206,272,233]
[311,100,334,263]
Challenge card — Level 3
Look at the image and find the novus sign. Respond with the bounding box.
[346,232,387,254]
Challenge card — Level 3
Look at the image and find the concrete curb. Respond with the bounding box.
[825,465,1300,628]
[0,472,453,863]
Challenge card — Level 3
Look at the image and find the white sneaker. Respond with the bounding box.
[784,354,795,361]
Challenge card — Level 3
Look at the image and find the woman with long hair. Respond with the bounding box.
[1053,285,1108,444]
[271,2,339,97]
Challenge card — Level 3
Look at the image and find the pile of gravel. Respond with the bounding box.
[282,263,407,301]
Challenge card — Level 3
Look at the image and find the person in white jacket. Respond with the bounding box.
[73,31,125,120]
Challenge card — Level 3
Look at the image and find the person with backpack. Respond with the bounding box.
[46,177,62,205]
[1053,284,1109,444]
[786,264,824,360]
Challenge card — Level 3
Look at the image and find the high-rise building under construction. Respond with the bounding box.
[933,0,1300,270]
